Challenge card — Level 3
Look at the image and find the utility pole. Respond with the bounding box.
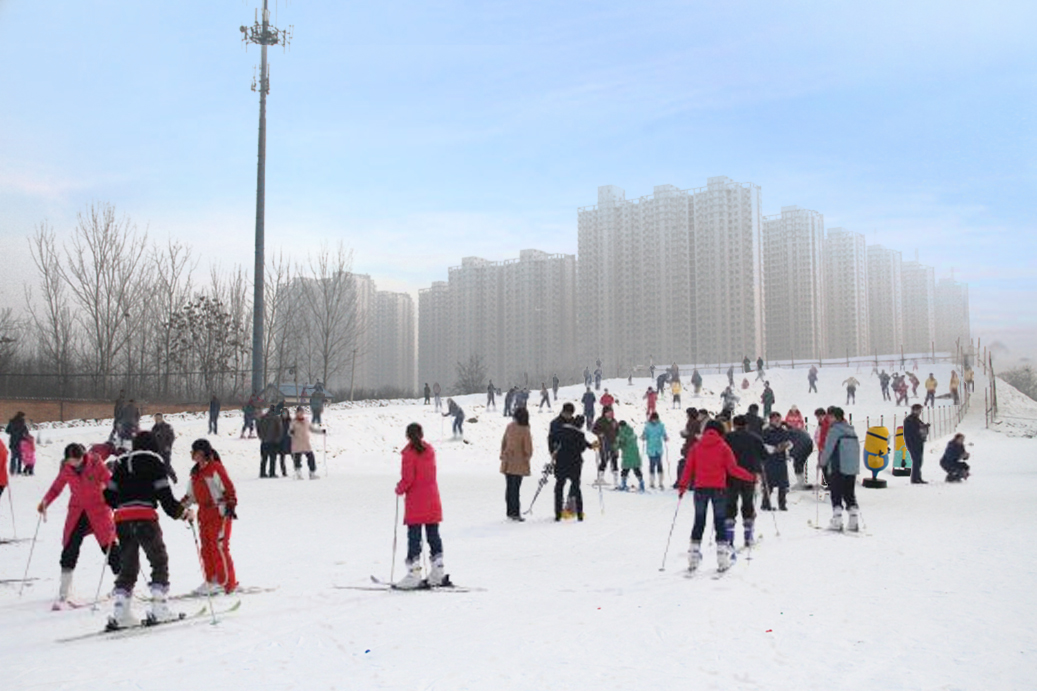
[241,1,292,396]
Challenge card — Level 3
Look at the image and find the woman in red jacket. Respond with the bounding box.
[181,439,238,595]
[38,443,120,607]
[677,421,755,573]
[395,423,446,589]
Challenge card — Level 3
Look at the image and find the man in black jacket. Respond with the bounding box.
[257,407,284,478]
[151,414,177,484]
[548,413,596,521]
[760,414,792,511]
[725,416,765,547]
[903,404,930,484]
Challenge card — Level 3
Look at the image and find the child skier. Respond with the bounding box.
[671,379,682,409]
[643,387,658,418]
[641,412,668,489]
[38,443,121,608]
[616,421,644,492]
[677,421,755,572]
[289,407,325,479]
[395,423,447,589]
[20,433,36,475]
[180,439,238,595]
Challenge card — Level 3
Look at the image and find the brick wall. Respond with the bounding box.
[0,399,212,425]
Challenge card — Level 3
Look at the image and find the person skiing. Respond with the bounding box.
[241,397,257,439]
[727,366,735,387]
[807,365,819,393]
[949,371,960,405]
[208,395,221,435]
[6,411,28,475]
[785,405,805,430]
[879,370,891,401]
[893,374,910,406]
[113,390,126,433]
[0,439,7,503]
[678,420,755,572]
[755,357,765,381]
[744,403,764,436]
[443,398,465,439]
[503,386,515,417]
[487,381,497,411]
[940,433,970,482]
[548,413,596,521]
[116,399,141,445]
[500,406,532,521]
[257,407,284,478]
[423,383,431,405]
[641,412,668,489]
[963,366,975,393]
[615,421,644,492]
[592,407,620,486]
[761,382,775,418]
[394,423,447,589]
[691,369,703,395]
[581,387,596,432]
[103,431,192,629]
[908,371,920,398]
[432,382,442,412]
[813,407,833,486]
[720,386,739,416]
[724,415,766,548]
[820,407,861,531]
[649,363,656,381]
[583,367,591,388]
[924,373,938,407]
[538,384,552,412]
[552,374,559,400]
[674,408,704,488]
[760,413,792,511]
[38,442,121,609]
[515,387,530,411]
[594,367,603,391]
[600,388,615,409]
[289,407,325,479]
[903,403,929,484]
[671,379,682,409]
[151,414,177,483]
[842,377,860,405]
[787,424,815,490]
[180,439,238,595]
[643,387,658,418]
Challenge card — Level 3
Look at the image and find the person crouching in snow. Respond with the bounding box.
[616,420,645,492]
[677,420,755,572]
[180,439,238,595]
[38,443,120,609]
[103,431,192,629]
[395,423,447,589]
[443,398,465,438]
[820,407,861,532]
[940,433,971,482]
[289,407,325,480]
[641,412,668,489]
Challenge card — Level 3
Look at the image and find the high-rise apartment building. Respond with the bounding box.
[935,277,971,356]
[418,281,452,391]
[901,261,936,354]
[372,291,416,393]
[867,245,904,357]
[762,206,825,361]
[823,228,870,358]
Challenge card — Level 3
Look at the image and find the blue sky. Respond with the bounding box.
[1,0,1034,360]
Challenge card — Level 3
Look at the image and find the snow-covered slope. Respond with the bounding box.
[2,365,1034,690]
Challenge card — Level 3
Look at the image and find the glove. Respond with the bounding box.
[226,504,238,520]
[37,501,47,516]
[678,487,686,498]
[169,469,179,484]
[181,507,196,523]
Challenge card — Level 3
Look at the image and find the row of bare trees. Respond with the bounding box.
[0,202,363,404]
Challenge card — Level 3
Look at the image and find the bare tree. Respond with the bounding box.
[26,222,77,393]
[298,243,361,387]
[209,266,253,397]
[454,354,487,395]
[0,308,21,376]
[263,251,298,390]
[152,240,195,397]
[59,203,149,395]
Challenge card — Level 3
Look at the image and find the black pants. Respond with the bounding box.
[597,441,618,473]
[829,471,858,509]
[673,395,681,408]
[505,474,523,517]
[278,450,289,475]
[293,452,316,472]
[908,443,925,482]
[692,489,727,543]
[406,524,442,562]
[60,513,120,573]
[881,386,890,401]
[725,479,756,521]
[554,470,583,518]
[846,389,856,404]
[114,520,170,592]
[9,442,21,474]
[260,442,280,476]
[208,416,218,434]
[621,468,643,481]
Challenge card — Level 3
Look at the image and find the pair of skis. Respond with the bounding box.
[335,575,483,593]
[57,600,242,642]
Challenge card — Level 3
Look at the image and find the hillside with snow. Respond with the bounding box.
[2,364,1035,690]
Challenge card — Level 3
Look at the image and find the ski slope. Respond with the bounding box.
[2,364,1035,690]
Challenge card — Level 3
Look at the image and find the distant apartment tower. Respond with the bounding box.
[823,229,870,358]
[935,277,971,355]
[867,245,904,357]
[418,281,453,391]
[762,206,825,361]
[901,261,936,354]
[577,177,762,371]
[350,275,416,395]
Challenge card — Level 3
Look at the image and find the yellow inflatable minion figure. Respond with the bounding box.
[862,425,889,488]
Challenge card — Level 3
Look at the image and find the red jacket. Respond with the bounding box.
[645,391,658,411]
[0,439,7,488]
[184,455,237,518]
[785,410,805,430]
[395,442,442,525]
[42,449,116,547]
[815,415,833,454]
[600,393,615,408]
[678,429,755,490]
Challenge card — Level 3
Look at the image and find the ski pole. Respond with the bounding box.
[664,444,671,487]
[759,467,781,537]
[7,483,17,539]
[19,513,43,597]
[658,495,683,571]
[91,541,114,612]
[815,465,822,528]
[389,495,400,585]
[188,518,217,625]
[322,430,328,478]
[523,460,553,515]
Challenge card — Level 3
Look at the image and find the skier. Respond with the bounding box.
[720,386,739,416]
[38,443,121,608]
[643,387,658,418]
[423,383,431,405]
[756,357,765,381]
[785,405,805,430]
[674,408,702,488]
[949,371,960,405]
[581,387,596,432]
[743,356,751,374]
[289,407,325,479]
[677,420,755,572]
[103,431,192,629]
[940,433,970,482]
[744,404,764,436]
[113,390,126,433]
[538,384,552,412]
[180,439,238,595]
[641,412,668,489]
[761,382,775,418]
[241,397,257,439]
[592,407,620,486]
[903,403,929,484]
[649,363,656,381]
[691,369,703,395]
[671,379,682,409]
[820,407,861,531]
[924,374,938,407]
[787,424,815,490]
[760,413,792,511]
[6,411,28,475]
[432,382,442,412]
[487,381,497,411]
[443,398,465,438]
[257,407,284,478]
[908,371,920,398]
[813,407,833,486]
[394,423,447,589]
[600,388,615,409]
[964,366,974,393]
[116,399,141,444]
[151,414,177,483]
[594,367,603,391]
[893,374,910,406]
[499,406,532,521]
[548,413,596,521]
[615,421,645,492]
[807,365,819,393]
[726,366,735,387]
[583,367,591,387]
[724,415,766,547]
[310,386,326,425]
[842,376,860,405]
[208,395,220,435]
[552,374,560,400]
[879,370,891,401]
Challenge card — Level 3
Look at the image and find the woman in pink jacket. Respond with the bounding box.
[38,443,120,607]
[394,423,446,589]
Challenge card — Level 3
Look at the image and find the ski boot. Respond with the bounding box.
[724,518,736,546]
[309,471,319,480]
[395,560,424,590]
[828,506,844,531]
[743,519,755,548]
[638,478,645,493]
[648,473,656,490]
[592,471,605,487]
[53,569,74,610]
[146,583,179,624]
[428,554,446,587]
[688,541,702,572]
[294,468,303,480]
[106,589,136,630]
[718,542,734,572]
[612,471,620,487]
[778,488,788,511]
[794,472,806,490]
[191,581,223,597]
[847,506,860,533]
[616,477,627,492]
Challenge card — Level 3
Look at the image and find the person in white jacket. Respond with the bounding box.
[289,408,325,480]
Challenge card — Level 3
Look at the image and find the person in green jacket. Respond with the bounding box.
[616,421,645,493]
[761,382,775,418]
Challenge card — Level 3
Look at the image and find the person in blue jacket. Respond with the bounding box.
[640,412,668,489]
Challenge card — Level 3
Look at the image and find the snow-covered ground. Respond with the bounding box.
[2,364,1035,690]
